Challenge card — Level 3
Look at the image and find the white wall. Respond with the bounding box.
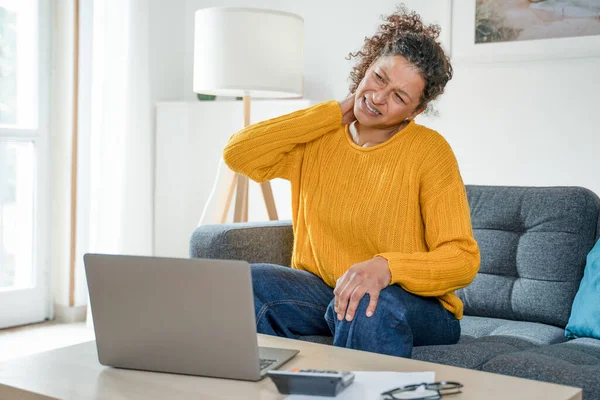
[148,0,187,255]
[420,57,600,194]
[149,0,186,104]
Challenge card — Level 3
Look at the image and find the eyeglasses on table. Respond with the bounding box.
[379,381,463,400]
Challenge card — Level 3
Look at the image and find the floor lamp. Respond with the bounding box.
[193,7,304,224]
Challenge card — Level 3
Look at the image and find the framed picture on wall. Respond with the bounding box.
[450,0,600,62]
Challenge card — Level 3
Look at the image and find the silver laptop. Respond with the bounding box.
[84,254,299,381]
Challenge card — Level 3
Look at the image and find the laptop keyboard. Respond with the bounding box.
[260,358,278,370]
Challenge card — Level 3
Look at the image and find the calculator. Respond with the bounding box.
[268,368,355,397]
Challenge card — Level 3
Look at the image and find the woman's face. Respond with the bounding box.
[354,55,426,130]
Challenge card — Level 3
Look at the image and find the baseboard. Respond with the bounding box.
[53,304,88,323]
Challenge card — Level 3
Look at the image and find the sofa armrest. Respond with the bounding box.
[189,220,294,267]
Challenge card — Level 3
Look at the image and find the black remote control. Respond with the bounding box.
[268,368,355,397]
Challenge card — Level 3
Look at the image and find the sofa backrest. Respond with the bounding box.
[458,186,600,328]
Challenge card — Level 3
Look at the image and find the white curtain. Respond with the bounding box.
[86,0,152,256]
[80,0,153,323]
[78,0,153,310]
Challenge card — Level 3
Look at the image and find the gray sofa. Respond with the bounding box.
[190,185,600,399]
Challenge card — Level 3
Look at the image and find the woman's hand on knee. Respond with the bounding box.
[333,256,391,322]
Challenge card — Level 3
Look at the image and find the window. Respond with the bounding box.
[0,0,49,328]
[0,0,37,128]
[0,141,34,288]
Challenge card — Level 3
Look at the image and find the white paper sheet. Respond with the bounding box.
[284,371,435,400]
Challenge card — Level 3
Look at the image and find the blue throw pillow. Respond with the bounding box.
[565,238,600,340]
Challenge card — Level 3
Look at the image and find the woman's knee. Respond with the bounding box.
[326,293,413,357]
[327,291,405,327]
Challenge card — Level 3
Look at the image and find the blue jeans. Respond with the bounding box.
[251,263,460,358]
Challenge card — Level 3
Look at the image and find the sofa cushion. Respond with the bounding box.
[411,315,565,369]
[460,315,566,346]
[482,338,600,400]
[412,335,534,370]
[459,186,600,327]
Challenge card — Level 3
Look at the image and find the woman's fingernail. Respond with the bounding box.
[346,314,352,322]
[337,313,342,320]
[366,311,373,317]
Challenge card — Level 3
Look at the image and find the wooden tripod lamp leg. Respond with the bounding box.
[260,181,279,220]
[219,168,237,224]
[241,176,249,222]
[214,95,281,224]
[233,174,249,223]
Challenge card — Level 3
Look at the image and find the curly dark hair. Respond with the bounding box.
[347,5,453,113]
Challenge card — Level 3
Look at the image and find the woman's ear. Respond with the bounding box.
[408,104,427,120]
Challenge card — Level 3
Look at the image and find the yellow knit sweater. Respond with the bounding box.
[223,100,480,319]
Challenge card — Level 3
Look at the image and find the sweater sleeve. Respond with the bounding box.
[376,138,480,297]
[222,100,342,182]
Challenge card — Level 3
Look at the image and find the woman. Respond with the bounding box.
[223,6,480,358]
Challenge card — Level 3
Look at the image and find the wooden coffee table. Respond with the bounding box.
[0,334,582,399]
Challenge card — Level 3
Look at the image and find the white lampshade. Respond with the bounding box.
[193,7,304,98]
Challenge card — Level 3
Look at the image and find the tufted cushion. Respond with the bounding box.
[412,335,534,370]
[482,338,600,400]
[460,315,566,345]
[458,186,600,327]
[412,315,566,370]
